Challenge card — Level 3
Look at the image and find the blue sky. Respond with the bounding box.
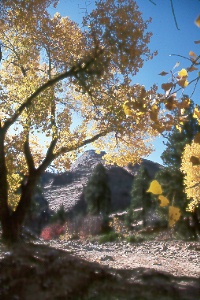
[50,0,200,165]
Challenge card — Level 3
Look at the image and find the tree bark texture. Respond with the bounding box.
[0,168,40,242]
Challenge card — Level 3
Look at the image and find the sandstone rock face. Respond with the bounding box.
[42,150,162,214]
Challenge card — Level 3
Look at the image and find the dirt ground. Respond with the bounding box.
[0,239,199,300]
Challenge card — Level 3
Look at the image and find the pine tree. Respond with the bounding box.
[156,99,200,237]
[84,163,111,216]
[126,165,153,227]
[50,203,67,225]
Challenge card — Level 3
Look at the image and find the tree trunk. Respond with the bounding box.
[191,208,200,238]
[1,214,21,242]
[0,125,54,243]
[0,128,15,241]
[1,172,40,243]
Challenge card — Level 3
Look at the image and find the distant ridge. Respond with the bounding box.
[42,150,163,214]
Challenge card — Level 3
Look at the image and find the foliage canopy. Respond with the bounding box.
[0,0,164,241]
[0,0,200,241]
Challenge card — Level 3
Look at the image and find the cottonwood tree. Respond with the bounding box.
[179,17,200,219]
[147,15,200,228]
[156,100,200,236]
[181,140,200,212]
[0,0,162,242]
[157,100,200,203]
[181,141,200,239]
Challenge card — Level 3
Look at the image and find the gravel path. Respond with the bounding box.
[47,239,200,278]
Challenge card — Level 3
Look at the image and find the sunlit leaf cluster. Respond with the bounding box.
[154,16,200,217]
[181,141,200,211]
[0,0,160,211]
[147,180,181,227]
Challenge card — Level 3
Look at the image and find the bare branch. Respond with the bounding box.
[170,76,200,96]
[186,181,200,190]
[37,137,58,174]
[36,130,108,174]
[148,0,156,5]
[190,77,200,98]
[170,0,180,30]
[55,130,108,158]
[1,36,28,76]
[3,50,103,132]
[24,134,35,173]
[169,53,192,62]
[148,0,180,30]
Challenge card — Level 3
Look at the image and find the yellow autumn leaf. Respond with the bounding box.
[151,122,166,134]
[187,65,198,72]
[177,79,189,88]
[147,180,162,195]
[158,195,170,207]
[164,95,177,110]
[176,124,182,132]
[189,51,196,57]
[161,82,173,91]
[195,15,200,27]
[158,71,168,76]
[180,97,190,108]
[168,206,181,227]
[178,68,188,78]
[123,101,132,116]
[193,106,200,119]
[181,141,200,211]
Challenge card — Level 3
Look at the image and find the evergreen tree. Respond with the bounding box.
[84,163,111,216]
[24,179,50,233]
[162,101,200,170]
[156,99,200,237]
[126,165,153,227]
[50,203,67,225]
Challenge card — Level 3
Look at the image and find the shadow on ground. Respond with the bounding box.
[0,243,199,300]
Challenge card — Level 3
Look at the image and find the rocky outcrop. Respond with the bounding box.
[42,150,162,215]
[125,158,163,178]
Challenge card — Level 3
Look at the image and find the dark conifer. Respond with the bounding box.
[156,98,200,238]
[83,163,111,216]
[126,165,153,227]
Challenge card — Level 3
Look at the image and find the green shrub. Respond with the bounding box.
[98,231,120,243]
[126,234,144,243]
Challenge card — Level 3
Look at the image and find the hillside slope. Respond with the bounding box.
[42,150,162,214]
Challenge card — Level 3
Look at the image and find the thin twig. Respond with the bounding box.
[186,182,200,190]
[170,0,180,30]
[148,0,156,5]
[170,53,191,62]
[190,77,200,98]
[171,76,200,95]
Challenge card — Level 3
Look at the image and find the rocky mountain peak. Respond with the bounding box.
[42,150,162,214]
[70,150,106,173]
